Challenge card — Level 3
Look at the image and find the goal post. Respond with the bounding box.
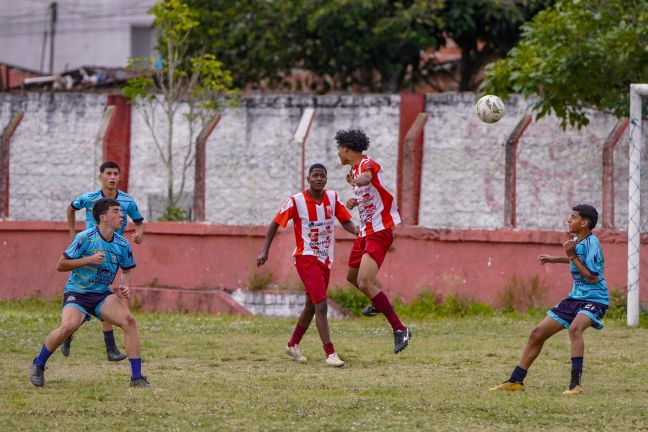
[627,84,648,327]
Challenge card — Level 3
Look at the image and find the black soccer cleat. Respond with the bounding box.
[29,362,46,387]
[61,335,72,357]
[130,376,153,388]
[393,327,412,354]
[361,305,380,317]
[106,345,127,362]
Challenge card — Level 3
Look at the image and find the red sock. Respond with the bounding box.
[323,342,335,356]
[288,324,308,347]
[371,291,405,331]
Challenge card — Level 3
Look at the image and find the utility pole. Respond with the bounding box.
[49,2,57,74]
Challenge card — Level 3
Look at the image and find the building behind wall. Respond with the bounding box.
[0,0,156,74]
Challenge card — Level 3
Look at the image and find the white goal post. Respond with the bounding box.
[627,84,648,326]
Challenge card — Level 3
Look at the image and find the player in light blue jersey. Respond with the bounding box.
[30,198,152,388]
[490,204,607,395]
[64,161,144,362]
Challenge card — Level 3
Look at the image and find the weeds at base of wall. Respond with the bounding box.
[328,285,648,327]
[247,271,273,291]
[328,286,494,319]
[498,275,546,313]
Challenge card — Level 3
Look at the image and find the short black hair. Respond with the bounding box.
[93,198,120,224]
[100,161,120,173]
[308,163,327,175]
[573,204,598,230]
[335,129,370,152]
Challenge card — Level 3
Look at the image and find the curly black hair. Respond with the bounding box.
[335,129,370,152]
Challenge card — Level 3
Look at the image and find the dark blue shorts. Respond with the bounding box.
[62,291,113,322]
[547,298,607,330]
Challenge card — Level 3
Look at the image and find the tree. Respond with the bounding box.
[432,0,554,91]
[185,0,551,93]
[124,0,236,219]
[483,0,648,128]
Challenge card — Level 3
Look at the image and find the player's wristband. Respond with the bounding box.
[569,255,578,261]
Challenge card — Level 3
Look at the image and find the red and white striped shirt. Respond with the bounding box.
[351,156,401,236]
[274,189,352,268]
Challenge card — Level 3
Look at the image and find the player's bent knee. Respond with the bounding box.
[59,322,79,337]
[568,326,583,338]
[528,326,545,342]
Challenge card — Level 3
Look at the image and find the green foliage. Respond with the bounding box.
[158,206,189,221]
[498,275,546,312]
[329,287,495,318]
[184,0,551,92]
[436,0,554,90]
[248,271,273,291]
[483,0,648,128]
[123,0,237,212]
[328,285,370,316]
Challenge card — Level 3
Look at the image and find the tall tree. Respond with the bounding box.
[124,0,236,219]
[483,0,648,128]
[434,0,554,91]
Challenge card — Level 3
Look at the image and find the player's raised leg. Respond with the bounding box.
[355,253,410,353]
[489,316,563,392]
[99,294,151,388]
[30,306,86,386]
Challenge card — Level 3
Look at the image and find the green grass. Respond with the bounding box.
[2,299,648,431]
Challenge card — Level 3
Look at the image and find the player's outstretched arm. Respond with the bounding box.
[538,254,569,265]
[66,205,78,241]
[341,220,358,236]
[256,221,280,267]
[57,251,105,272]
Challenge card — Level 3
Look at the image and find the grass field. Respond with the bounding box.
[2,299,648,431]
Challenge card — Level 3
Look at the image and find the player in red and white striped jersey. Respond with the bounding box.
[257,164,357,367]
[336,129,411,354]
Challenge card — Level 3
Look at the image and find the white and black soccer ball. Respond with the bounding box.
[476,95,505,123]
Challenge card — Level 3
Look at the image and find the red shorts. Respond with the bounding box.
[295,255,330,304]
[348,228,393,269]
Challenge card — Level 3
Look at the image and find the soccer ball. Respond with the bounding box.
[476,95,505,123]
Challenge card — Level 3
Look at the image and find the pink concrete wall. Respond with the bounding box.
[0,221,645,307]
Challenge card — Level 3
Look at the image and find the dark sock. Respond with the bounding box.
[34,344,53,367]
[323,342,335,356]
[288,324,308,347]
[571,356,583,386]
[371,292,406,331]
[129,358,142,380]
[103,330,117,349]
[509,365,527,383]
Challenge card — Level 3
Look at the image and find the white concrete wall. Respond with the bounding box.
[0,0,155,73]
[419,93,648,231]
[2,91,647,231]
[204,95,400,225]
[1,93,106,220]
[129,99,196,221]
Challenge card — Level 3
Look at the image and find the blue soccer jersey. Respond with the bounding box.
[71,189,143,235]
[63,227,136,294]
[568,234,608,305]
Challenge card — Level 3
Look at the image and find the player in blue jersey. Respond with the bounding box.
[29,198,151,388]
[490,204,607,395]
[64,161,144,361]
